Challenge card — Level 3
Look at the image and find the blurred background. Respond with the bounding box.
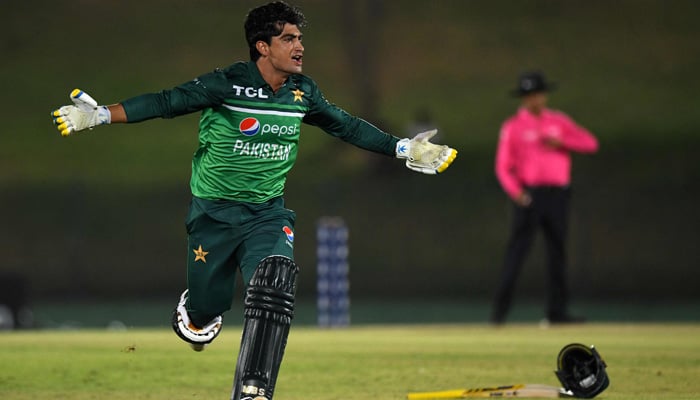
[1,0,698,328]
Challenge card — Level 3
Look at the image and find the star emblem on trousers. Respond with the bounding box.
[193,244,209,263]
[291,88,304,102]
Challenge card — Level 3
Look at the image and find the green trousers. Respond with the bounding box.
[184,196,296,326]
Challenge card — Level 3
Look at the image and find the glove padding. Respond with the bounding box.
[396,129,457,174]
[51,89,111,136]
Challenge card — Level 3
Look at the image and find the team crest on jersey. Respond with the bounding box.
[239,117,260,136]
[291,88,304,102]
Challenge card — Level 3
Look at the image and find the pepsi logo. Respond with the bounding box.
[282,226,294,242]
[239,117,260,136]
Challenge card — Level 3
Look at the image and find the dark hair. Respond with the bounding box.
[244,1,307,61]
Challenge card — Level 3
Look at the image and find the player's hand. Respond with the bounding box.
[542,136,563,149]
[515,191,532,207]
[51,89,111,136]
[395,129,457,174]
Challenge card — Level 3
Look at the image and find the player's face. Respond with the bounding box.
[268,24,304,75]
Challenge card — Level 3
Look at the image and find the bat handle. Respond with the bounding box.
[70,88,98,111]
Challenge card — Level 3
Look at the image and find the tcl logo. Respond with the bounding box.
[232,85,268,99]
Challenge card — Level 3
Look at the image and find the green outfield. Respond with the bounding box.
[1,323,698,399]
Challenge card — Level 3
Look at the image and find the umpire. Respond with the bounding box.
[491,71,598,324]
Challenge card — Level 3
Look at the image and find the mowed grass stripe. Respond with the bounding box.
[0,323,698,400]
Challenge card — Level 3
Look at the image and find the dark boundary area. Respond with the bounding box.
[27,299,700,329]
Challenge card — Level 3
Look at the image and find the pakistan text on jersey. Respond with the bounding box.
[233,140,292,160]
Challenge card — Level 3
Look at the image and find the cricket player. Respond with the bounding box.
[51,2,457,399]
[492,71,597,325]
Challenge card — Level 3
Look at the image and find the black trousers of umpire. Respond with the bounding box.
[492,186,572,323]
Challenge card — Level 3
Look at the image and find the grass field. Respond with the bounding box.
[1,323,698,399]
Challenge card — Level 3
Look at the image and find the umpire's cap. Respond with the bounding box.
[510,70,557,96]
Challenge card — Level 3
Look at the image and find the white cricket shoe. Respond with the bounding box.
[171,290,222,351]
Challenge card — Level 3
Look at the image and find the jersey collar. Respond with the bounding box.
[247,61,270,89]
[517,107,553,120]
[247,60,300,92]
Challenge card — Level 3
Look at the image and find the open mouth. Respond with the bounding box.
[292,55,303,65]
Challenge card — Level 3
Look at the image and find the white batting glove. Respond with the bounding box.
[51,89,111,136]
[395,129,458,174]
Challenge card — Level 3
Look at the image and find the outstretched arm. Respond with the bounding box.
[108,103,127,123]
[305,88,457,174]
[51,70,228,136]
[51,89,137,135]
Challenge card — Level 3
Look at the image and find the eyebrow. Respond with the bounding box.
[280,33,303,40]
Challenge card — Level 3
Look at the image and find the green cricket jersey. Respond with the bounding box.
[121,61,399,203]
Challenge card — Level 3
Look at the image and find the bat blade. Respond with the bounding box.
[407,384,572,399]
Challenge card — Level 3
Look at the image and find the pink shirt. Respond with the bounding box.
[495,107,598,200]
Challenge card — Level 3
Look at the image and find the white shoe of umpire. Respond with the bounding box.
[171,290,222,352]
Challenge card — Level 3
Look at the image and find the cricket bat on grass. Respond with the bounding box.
[407,384,574,399]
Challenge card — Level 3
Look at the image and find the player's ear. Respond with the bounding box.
[256,41,269,56]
